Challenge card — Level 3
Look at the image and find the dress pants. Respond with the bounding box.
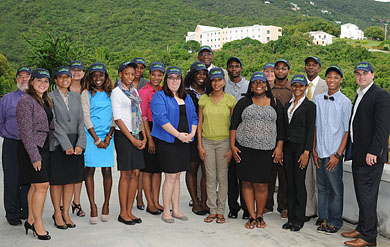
[2,138,29,220]
[265,163,288,212]
[284,142,307,227]
[352,161,383,244]
[305,156,318,217]
[228,159,247,212]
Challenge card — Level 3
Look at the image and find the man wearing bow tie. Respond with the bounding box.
[312,66,352,235]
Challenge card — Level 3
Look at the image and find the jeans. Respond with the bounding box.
[316,157,344,228]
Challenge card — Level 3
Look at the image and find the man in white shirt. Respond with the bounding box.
[197,45,228,81]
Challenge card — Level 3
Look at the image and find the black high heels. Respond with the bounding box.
[52,215,68,230]
[32,226,51,241]
[24,221,34,235]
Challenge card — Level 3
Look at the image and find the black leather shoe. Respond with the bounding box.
[132,217,142,224]
[136,205,145,210]
[118,215,135,225]
[228,210,238,219]
[290,224,302,232]
[242,210,249,219]
[7,218,22,226]
[146,208,161,215]
[52,215,68,230]
[192,208,208,216]
[282,222,294,230]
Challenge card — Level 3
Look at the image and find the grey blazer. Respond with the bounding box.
[313,77,328,99]
[49,89,86,151]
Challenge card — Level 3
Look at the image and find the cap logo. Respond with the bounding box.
[294,76,305,81]
[136,59,144,62]
[211,70,222,75]
[92,65,103,70]
[197,64,205,67]
[72,62,81,66]
[58,68,69,73]
[279,59,288,63]
[357,64,368,68]
[19,67,30,71]
[154,64,162,68]
[170,68,180,72]
[38,71,49,76]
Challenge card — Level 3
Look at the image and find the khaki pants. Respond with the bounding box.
[202,137,229,215]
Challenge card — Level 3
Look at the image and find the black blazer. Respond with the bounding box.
[284,97,316,151]
[345,83,390,164]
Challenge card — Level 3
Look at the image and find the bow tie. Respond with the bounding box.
[324,95,335,101]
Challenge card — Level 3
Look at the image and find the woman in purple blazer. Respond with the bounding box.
[16,68,54,240]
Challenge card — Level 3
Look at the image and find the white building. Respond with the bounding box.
[340,23,364,40]
[308,31,334,45]
[185,24,282,50]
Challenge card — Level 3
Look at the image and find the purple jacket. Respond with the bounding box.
[16,94,54,163]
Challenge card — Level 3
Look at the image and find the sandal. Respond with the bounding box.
[204,215,216,223]
[216,215,226,224]
[245,218,256,229]
[256,216,266,228]
[71,201,86,217]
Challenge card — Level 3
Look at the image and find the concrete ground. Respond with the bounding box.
[1,137,390,247]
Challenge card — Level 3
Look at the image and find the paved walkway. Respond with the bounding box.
[1,137,390,247]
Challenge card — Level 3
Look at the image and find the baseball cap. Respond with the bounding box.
[149,62,165,73]
[325,65,343,78]
[166,66,182,77]
[354,62,374,73]
[305,56,322,67]
[291,74,308,86]
[88,63,107,74]
[131,57,146,67]
[54,66,72,78]
[69,60,84,70]
[262,63,275,70]
[118,61,137,73]
[209,68,225,81]
[198,45,213,55]
[16,67,32,77]
[275,59,290,69]
[250,72,267,83]
[227,57,242,67]
[31,68,51,80]
[190,62,207,72]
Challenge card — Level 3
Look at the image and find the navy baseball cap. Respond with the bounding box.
[166,66,182,77]
[354,62,374,73]
[54,66,72,78]
[325,65,343,78]
[291,74,308,86]
[305,56,322,67]
[227,56,242,67]
[262,63,275,70]
[69,60,84,70]
[31,68,51,80]
[16,66,32,76]
[118,61,137,73]
[131,57,146,67]
[149,62,165,73]
[275,59,290,69]
[209,67,225,81]
[190,62,207,72]
[198,45,213,54]
[88,63,107,74]
[250,72,267,83]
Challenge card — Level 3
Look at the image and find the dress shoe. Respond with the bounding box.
[280,210,288,219]
[282,222,294,230]
[132,217,142,224]
[344,238,376,247]
[161,215,174,223]
[65,222,76,228]
[228,210,238,219]
[188,200,193,207]
[172,214,188,221]
[147,208,161,215]
[7,218,22,226]
[290,224,302,232]
[33,228,51,241]
[242,210,249,219]
[136,205,145,210]
[192,208,207,216]
[304,214,317,222]
[101,214,109,222]
[24,221,34,235]
[341,230,361,238]
[118,215,135,225]
[52,215,68,230]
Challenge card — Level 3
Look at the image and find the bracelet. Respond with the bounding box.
[107,134,112,139]
[333,152,343,160]
[94,138,102,145]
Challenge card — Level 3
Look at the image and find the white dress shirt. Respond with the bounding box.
[288,96,306,124]
[305,75,320,96]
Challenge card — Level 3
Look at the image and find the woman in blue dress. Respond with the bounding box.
[81,63,115,224]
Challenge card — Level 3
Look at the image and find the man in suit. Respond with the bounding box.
[342,62,390,247]
[304,56,328,223]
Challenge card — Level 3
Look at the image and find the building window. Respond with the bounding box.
[267,37,270,41]
[200,35,202,39]
[267,30,270,34]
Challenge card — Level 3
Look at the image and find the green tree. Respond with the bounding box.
[184,40,200,53]
[0,54,16,95]
[364,26,385,41]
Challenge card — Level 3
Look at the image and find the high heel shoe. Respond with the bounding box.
[101,214,109,222]
[52,215,68,230]
[71,201,85,217]
[24,221,34,235]
[32,226,51,241]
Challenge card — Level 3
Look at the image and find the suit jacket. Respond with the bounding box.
[312,77,328,100]
[16,94,54,163]
[285,97,316,151]
[49,89,86,151]
[346,83,390,164]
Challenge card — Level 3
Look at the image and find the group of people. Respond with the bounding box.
[1,45,389,247]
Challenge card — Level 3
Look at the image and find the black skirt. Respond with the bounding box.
[114,130,145,171]
[155,138,190,173]
[49,134,85,185]
[17,138,50,185]
[141,121,161,173]
[236,142,273,183]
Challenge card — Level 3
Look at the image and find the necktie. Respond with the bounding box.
[324,95,335,101]
[307,82,313,100]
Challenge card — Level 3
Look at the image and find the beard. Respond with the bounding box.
[17,81,28,92]
[275,74,288,81]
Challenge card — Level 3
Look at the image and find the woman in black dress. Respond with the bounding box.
[16,68,53,240]
[49,66,86,229]
[230,72,284,229]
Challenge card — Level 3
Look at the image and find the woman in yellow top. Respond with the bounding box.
[198,68,236,224]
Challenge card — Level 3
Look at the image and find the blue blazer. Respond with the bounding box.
[150,91,198,143]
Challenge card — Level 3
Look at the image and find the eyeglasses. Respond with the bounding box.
[199,52,213,57]
[275,67,289,71]
[167,76,181,81]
